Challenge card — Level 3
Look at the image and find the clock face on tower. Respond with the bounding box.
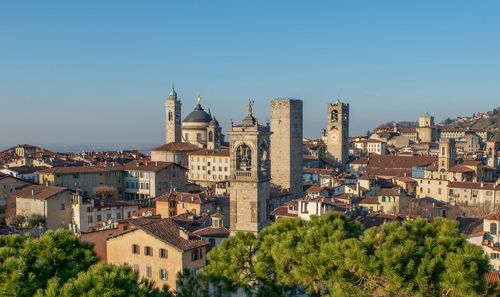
[331,131,338,143]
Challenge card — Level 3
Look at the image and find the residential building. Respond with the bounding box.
[366,139,387,155]
[106,218,210,290]
[187,149,230,186]
[123,161,187,200]
[70,193,138,233]
[14,185,72,230]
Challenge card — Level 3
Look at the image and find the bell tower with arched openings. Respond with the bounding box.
[165,85,182,143]
[228,100,271,234]
[327,99,349,167]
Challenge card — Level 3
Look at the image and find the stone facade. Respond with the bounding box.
[165,86,182,144]
[228,101,271,234]
[270,99,303,198]
[327,100,349,167]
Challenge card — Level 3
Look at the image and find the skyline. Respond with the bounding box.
[1,1,499,145]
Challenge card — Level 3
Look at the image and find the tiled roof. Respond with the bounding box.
[484,214,500,221]
[456,217,483,236]
[448,164,474,173]
[188,149,229,157]
[448,181,500,191]
[486,270,500,284]
[14,185,68,200]
[123,160,186,172]
[136,219,209,251]
[350,158,369,165]
[150,142,200,152]
[271,204,298,218]
[355,213,403,229]
[359,196,379,205]
[305,186,326,193]
[193,227,230,238]
[37,166,109,174]
[378,187,401,196]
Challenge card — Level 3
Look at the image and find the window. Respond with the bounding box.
[127,211,131,218]
[159,248,168,258]
[146,266,152,278]
[116,212,121,219]
[491,223,498,235]
[60,203,65,210]
[191,248,203,261]
[132,244,140,254]
[144,246,153,256]
[491,253,499,260]
[97,214,102,222]
[159,269,168,280]
[88,216,93,224]
[107,213,112,220]
[209,238,216,246]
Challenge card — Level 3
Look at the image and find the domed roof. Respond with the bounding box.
[183,103,212,123]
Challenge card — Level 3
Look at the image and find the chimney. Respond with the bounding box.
[136,162,140,167]
[31,189,35,196]
[145,161,148,166]
[179,227,189,240]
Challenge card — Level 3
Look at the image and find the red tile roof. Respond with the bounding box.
[448,181,500,191]
[484,214,500,221]
[150,142,200,152]
[14,185,68,200]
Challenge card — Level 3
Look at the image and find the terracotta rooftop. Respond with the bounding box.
[37,166,109,174]
[448,164,475,173]
[14,184,68,200]
[188,148,229,157]
[448,181,500,191]
[132,218,209,251]
[123,160,186,172]
[484,214,500,221]
[150,142,200,152]
[193,227,230,238]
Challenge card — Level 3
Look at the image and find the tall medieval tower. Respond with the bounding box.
[438,138,456,175]
[270,99,303,198]
[228,100,271,234]
[165,85,182,143]
[327,100,349,167]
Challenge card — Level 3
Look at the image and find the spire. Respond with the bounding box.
[169,84,177,99]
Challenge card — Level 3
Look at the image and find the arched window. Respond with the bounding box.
[491,223,498,235]
[236,144,252,171]
[168,111,173,121]
[441,147,446,156]
[208,131,213,142]
[331,110,338,122]
[259,143,269,172]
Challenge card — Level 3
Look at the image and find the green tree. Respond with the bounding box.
[0,230,97,297]
[34,263,173,297]
[197,214,491,297]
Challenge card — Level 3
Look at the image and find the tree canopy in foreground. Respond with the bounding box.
[200,214,494,297]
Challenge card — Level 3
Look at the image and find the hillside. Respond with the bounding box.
[440,107,500,140]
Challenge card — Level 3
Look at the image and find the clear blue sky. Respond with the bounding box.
[1,1,499,147]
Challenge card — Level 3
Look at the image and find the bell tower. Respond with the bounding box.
[438,138,456,177]
[228,100,271,234]
[326,100,349,167]
[165,85,182,143]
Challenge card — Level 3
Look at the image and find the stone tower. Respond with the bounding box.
[486,140,499,169]
[228,100,271,234]
[327,100,349,167]
[417,112,434,143]
[270,99,303,198]
[207,114,222,150]
[165,85,182,143]
[438,138,456,175]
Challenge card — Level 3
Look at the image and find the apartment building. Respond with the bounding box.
[106,218,209,290]
[187,149,230,186]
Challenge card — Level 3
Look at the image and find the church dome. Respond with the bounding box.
[183,103,212,123]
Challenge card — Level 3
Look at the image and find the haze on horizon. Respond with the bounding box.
[1,1,499,146]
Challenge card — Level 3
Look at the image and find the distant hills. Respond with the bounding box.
[440,107,500,140]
